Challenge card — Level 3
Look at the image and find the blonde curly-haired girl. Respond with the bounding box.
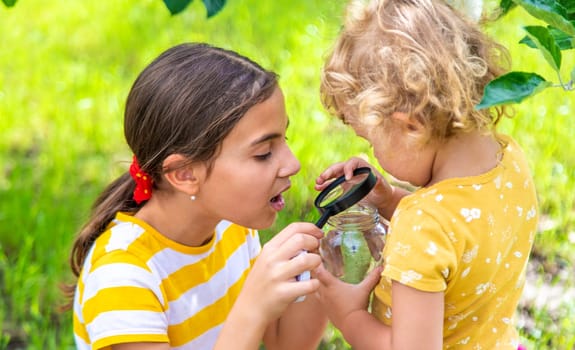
[315,0,537,349]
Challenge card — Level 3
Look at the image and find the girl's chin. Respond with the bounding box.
[243,211,278,231]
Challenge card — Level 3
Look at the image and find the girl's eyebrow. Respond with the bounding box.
[250,133,282,146]
[250,117,290,146]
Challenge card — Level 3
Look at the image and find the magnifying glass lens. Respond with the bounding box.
[339,173,369,197]
[317,186,343,207]
[317,172,371,209]
[314,168,376,228]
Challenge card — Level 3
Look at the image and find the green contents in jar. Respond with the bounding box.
[319,200,387,284]
[341,231,372,284]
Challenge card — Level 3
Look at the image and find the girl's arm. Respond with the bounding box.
[263,292,328,350]
[316,266,444,350]
[376,184,411,221]
[386,282,443,350]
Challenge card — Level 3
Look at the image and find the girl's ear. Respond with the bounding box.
[391,112,424,135]
[162,154,202,196]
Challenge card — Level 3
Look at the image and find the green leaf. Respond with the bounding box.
[513,0,575,35]
[163,0,193,15]
[202,0,226,18]
[162,0,225,17]
[571,66,575,84]
[500,0,517,15]
[557,0,574,19]
[2,0,17,7]
[523,25,562,71]
[519,26,575,50]
[476,72,551,109]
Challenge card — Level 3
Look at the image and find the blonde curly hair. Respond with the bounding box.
[320,0,511,144]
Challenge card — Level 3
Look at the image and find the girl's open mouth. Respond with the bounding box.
[270,193,285,211]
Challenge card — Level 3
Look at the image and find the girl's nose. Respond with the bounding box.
[279,146,301,178]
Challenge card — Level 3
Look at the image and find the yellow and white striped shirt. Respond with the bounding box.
[73,212,261,349]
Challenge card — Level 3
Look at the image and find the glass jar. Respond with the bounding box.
[319,200,387,284]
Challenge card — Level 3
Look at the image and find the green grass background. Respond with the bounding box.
[0,0,574,349]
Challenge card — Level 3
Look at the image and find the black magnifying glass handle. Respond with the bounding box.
[315,211,331,229]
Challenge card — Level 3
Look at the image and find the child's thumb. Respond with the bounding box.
[359,265,383,291]
[314,264,339,286]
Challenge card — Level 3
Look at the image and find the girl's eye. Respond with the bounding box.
[255,152,272,161]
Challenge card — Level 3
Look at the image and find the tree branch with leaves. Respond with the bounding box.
[476,0,575,108]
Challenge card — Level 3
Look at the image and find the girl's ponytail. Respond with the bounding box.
[70,172,139,276]
[62,171,138,310]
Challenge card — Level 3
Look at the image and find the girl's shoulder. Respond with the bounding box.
[87,214,155,271]
[497,134,531,170]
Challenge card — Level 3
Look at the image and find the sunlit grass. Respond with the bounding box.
[0,0,573,348]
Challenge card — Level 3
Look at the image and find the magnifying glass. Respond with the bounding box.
[294,167,377,301]
[314,167,377,228]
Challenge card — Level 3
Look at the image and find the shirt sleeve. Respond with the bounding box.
[382,208,458,292]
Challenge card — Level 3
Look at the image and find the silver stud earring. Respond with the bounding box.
[190,195,196,201]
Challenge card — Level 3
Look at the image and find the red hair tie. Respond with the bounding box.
[129,155,153,204]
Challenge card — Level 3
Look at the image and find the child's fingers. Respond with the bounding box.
[341,158,369,180]
[284,251,323,279]
[279,234,321,261]
[263,226,322,262]
[266,222,323,247]
[277,278,321,302]
[314,264,340,287]
[315,162,347,188]
[315,157,374,189]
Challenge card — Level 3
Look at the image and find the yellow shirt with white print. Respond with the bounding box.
[372,135,538,349]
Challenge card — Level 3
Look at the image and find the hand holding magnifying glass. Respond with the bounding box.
[313,167,377,229]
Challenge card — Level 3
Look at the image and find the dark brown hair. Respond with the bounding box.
[63,43,278,308]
